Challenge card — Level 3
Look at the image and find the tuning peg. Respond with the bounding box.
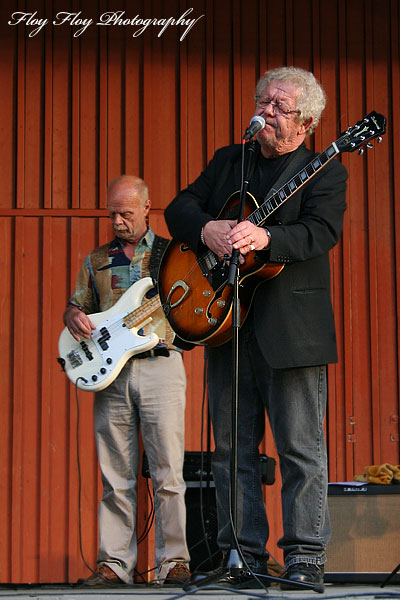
[358,148,364,155]
[377,136,383,143]
[366,142,373,149]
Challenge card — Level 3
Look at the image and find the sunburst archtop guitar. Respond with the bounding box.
[158,111,386,347]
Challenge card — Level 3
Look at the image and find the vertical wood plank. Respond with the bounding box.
[98,0,109,208]
[0,6,16,208]
[16,9,26,209]
[390,0,400,450]
[51,3,72,209]
[125,0,144,178]
[43,2,53,210]
[66,217,101,582]
[0,217,13,581]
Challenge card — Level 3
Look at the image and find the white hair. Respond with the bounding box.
[254,66,326,134]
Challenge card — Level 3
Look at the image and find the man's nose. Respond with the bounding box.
[113,213,123,225]
[259,102,275,117]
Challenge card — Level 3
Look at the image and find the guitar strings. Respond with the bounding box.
[73,297,162,350]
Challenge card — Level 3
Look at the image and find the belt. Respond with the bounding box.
[134,348,170,359]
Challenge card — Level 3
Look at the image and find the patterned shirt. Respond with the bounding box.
[67,228,175,347]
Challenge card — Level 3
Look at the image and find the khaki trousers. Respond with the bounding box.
[94,350,189,582]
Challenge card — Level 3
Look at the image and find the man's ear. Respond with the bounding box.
[299,117,314,135]
[144,199,151,215]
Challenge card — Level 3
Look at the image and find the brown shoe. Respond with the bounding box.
[164,563,191,584]
[77,564,124,586]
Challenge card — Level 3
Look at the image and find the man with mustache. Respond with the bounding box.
[63,175,190,586]
[164,67,348,591]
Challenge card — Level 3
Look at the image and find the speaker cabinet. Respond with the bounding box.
[325,484,400,583]
[185,484,221,572]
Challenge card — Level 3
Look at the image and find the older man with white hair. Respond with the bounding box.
[165,67,348,591]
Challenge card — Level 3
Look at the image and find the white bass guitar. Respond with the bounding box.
[58,277,165,392]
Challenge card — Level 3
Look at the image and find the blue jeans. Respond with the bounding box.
[207,313,330,567]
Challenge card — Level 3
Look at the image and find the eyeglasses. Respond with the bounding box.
[255,97,301,116]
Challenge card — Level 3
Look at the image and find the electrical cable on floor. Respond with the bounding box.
[75,378,99,580]
[164,589,400,600]
[196,347,214,569]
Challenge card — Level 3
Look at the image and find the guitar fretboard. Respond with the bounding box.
[123,295,161,329]
[248,142,339,227]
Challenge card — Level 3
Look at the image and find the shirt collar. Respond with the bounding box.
[110,227,155,252]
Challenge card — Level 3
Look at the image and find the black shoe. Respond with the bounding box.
[184,553,269,591]
[280,563,324,592]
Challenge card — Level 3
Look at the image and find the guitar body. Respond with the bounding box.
[58,277,159,391]
[159,191,284,346]
[159,111,386,347]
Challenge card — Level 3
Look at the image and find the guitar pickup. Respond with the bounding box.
[100,327,111,339]
[97,327,111,351]
[80,341,94,360]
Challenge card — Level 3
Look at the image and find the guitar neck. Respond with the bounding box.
[123,295,161,328]
[247,142,340,227]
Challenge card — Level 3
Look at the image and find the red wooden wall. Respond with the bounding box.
[0,0,399,583]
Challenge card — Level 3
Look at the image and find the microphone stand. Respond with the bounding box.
[184,139,260,590]
[184,137,323,594]
[223,140,256,575]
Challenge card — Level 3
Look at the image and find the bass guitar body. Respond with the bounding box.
[58,277,159,391]
[159,191,283,346]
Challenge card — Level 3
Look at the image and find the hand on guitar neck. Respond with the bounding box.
[228,221,271,254]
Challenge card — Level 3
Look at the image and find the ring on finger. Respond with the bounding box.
[249,244,255,251]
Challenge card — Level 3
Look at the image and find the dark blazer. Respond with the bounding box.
[164,142,348,369]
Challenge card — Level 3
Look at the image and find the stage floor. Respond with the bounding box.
[1,581,400,600]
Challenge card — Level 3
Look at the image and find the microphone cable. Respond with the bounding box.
[195,347,215,570]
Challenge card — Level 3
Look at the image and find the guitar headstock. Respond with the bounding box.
[336,111,386,154]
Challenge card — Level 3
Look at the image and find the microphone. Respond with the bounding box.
[243,115,265,140]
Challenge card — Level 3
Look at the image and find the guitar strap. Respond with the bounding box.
[151,233,196,351]
[148,235,170,286]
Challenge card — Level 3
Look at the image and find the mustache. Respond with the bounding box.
[113,225,129,232]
